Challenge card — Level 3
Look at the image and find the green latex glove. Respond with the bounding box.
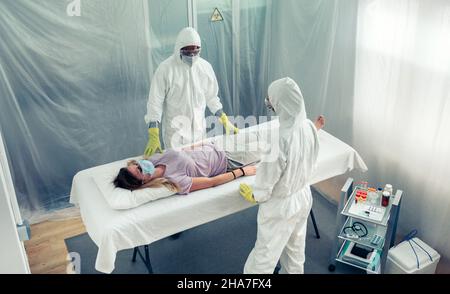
[144,127,163,157]
[219,113,239,135]
[240,183,257,204]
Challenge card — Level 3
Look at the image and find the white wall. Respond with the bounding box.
[0,134,30,274]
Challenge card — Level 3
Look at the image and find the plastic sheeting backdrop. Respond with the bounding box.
[0,0,357,221]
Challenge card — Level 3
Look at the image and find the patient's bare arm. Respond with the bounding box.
[189,166,256,192]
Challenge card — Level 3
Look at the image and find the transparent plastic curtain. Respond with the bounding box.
[196,0,271,123]
[0,0,153,221]
[147,0,189,70]
[197,0,234,116]
[196,0,357,126]
[238,0,271,120]
[0,0,357,222]
[267,0,359,143]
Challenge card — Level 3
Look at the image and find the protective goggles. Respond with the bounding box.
[180,47,201,57]
[265,97,275,112]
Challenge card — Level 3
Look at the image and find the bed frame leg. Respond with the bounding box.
[144,245,153,274]
[132,247,138,262]
[310,209,320,239]
[131,245,154,274]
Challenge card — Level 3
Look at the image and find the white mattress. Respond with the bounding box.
[70,120,367,273]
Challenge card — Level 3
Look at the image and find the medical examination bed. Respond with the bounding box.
[70,120,367,273]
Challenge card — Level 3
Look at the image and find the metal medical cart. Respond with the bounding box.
[328,178,403,274]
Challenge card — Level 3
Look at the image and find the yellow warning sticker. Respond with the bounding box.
[211,8,224,22]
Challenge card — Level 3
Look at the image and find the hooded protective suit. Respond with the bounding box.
[244,77,320,274]
[145,27,223,148]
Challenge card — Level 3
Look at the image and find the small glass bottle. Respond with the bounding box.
[367,188,377,204]
[363,181,368,189]
[358,181,368,190]
[382,191,391,207]
[376,188,383,205]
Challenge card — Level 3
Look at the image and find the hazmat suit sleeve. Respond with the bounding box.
[145,65,167,125]
[252,146,287,203]
[204,63,223,114]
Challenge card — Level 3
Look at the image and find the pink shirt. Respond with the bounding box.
[150,143,227,194]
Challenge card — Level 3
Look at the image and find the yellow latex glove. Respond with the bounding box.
[144,128,163,157]
[240,183,257,204]
[219,113,239,135]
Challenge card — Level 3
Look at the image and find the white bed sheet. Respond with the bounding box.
[70,120,367,273]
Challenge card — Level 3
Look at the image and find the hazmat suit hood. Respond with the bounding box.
[174,27,202,57]
[268,77,307,128]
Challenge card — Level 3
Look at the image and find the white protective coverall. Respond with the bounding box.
[145,27,223,148]
[244,77,320,274]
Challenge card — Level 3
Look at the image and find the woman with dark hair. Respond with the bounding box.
[113,141,259,195]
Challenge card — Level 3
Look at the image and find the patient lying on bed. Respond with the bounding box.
[113,141,260,195]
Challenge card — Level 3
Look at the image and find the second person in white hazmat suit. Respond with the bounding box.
[239,77,324,274]
[144,27,238,156]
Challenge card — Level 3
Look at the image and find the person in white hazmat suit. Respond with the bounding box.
[239,77,325,274]
[144,27,238,156]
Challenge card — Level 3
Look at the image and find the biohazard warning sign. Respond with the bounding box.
[211,8,224,22]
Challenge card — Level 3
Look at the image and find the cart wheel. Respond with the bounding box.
[328,264,336,272]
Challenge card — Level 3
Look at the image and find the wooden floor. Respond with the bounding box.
[24,217,86,274]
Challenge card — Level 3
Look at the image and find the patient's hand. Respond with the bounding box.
[314,115,325,131]
[243,165,256,176]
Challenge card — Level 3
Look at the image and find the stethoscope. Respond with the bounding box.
[343,221,368,238]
